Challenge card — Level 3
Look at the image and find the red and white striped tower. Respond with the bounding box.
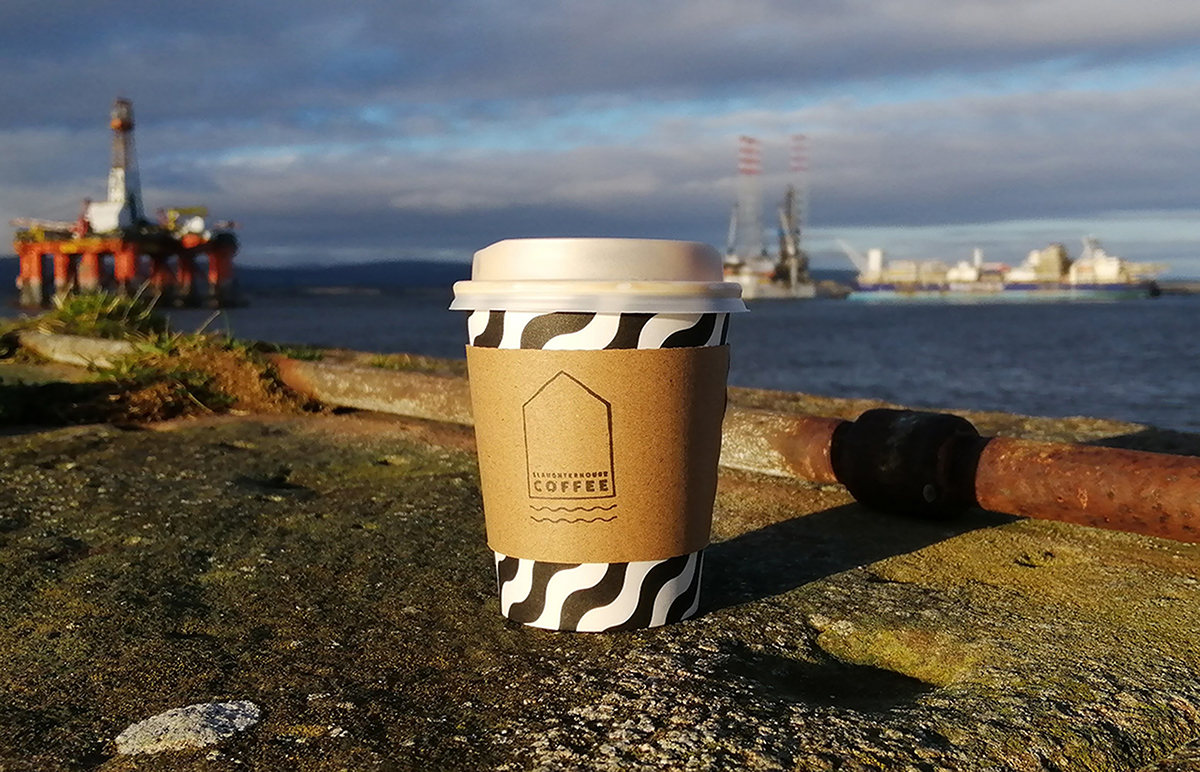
[734,135,764,260]
[790,133,809,245]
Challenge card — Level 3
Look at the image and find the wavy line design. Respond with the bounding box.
[493,550,704,631]
[574,560,658,631]
[469,310,505,347]
[530,514,618,524]
[559,563,628,630]
[498,556,535,617]
[496,554,520,588]
[529,563,610,629]
[661,313,717,348]
[604,553,691,631]
[529,504,617,512]
[505,560,577,623]
[467,311,729,352]
[666,551,703,623]
[635,313,706,348]
[543,313,622,350]
[604,313,654,349]
[520,312,596,349]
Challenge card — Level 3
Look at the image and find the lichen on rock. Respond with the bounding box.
[115,700,261,755]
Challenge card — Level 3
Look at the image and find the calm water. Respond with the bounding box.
[7,290,1193,432]
[158,290,1200,433]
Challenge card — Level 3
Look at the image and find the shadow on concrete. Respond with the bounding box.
[719,639,935,712]
[704,504,1016,612]
[0,381,127,433]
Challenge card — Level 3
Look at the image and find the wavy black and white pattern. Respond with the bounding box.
[471,309,725,629]
[495,550,703,631]
[467,310,729,350]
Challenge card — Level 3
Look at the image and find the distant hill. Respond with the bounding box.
[238,260,471,290]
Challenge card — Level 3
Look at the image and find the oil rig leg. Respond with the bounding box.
[113,245,140,297]
[77,252,102,294]
[52,251,75,303]
[99,251,116,292]
[147,255,175,305]
[176,254,199,307]
[16,247,44,307]
[206,244,237,307]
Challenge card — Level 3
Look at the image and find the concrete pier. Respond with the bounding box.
[2,344,1200,769]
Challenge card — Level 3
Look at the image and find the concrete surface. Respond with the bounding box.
[6,334,1200,769]
[1,411,1199,770]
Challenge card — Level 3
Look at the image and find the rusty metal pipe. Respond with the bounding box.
[270,356,474,426]
[974,436,1200,543]
[760,407,1200,544]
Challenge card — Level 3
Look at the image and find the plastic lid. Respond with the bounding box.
[450,238,747,313]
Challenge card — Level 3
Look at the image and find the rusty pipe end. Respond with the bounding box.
[831,408,984,518]
[774,414,843,484]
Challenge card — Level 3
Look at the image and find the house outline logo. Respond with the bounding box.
[522,371,616,501]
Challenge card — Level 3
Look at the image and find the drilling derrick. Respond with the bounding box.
[726,135,764,264]
[722,133,817,300]
[774,134,811,287]
[11,98,241,308]
[83,98,143,234]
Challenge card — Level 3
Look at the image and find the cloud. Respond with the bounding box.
[2,1,1198,273]
[3,0,1199,128]
[146,75,1194,232]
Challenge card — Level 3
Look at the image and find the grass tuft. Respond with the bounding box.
[1,291,169,341]
[1,292,313,426]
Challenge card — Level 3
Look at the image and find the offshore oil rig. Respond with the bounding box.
[723,135,815,299]
[11,98,239,307]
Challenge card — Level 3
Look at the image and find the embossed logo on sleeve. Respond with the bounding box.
[523,372,617,517]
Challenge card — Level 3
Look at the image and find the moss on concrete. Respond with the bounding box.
[365,352,467,377]
[1,414,1200,770]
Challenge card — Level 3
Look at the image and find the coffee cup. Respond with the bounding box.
[451,238,745,631]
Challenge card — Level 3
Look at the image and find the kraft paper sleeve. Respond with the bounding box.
[466,345,729,564]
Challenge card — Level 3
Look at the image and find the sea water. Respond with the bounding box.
[56,290,1200,434]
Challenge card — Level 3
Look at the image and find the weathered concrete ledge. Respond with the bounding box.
[272,356,474,426]
[18,330,139,369]
[17,331,1179,478]
[3,335,1200,770]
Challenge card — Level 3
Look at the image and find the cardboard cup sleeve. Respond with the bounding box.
[466,332,729,631]
[468,345,728,564]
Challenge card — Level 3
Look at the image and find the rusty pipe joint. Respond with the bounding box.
[830,409,982,518]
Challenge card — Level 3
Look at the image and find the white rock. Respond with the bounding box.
[115,700,261,755]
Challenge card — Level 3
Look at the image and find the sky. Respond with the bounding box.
[1,1,1199,275]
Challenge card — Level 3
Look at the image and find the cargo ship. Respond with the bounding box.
[839,238,1166,302]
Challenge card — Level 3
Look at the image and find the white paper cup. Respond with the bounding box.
[453,239,745,632]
